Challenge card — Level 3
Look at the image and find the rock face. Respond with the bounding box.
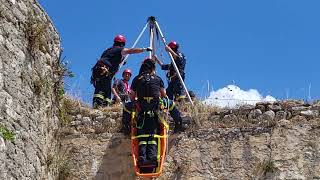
[59,100,320,180]
[0,0,61,179]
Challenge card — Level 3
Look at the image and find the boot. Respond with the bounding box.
[138,144,147,165]
[138,156,147,165]
[147,144,158,163]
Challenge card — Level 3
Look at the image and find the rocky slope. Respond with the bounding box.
[59,99,320,180]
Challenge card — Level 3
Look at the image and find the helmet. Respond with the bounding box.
[114,35,126,43]
[168,41,179,50]
[123,68,132,76]
[143,57,152,62]
[142,58,156,71]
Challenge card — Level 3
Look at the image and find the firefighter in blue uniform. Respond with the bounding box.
[130,58,165,165]
[91,35,152,108]
[156,41,187,101]
[122,57,187,136]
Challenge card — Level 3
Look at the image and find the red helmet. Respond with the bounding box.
[168,41,178,49]
[114,35,126,43]
[123,68,132,76]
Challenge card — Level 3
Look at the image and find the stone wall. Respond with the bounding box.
[60,100,320,179]
[0,0,61,179]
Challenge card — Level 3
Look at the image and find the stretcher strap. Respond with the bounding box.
[157,136,161,160]
[132,134,166,139]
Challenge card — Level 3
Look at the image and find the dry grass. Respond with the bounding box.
[52,50,74,103]
[54,149,72,180]
[100,104,122,113]
[177,100,220,130]
[177,100,280,130]
[25,15,50,55]
[253,159,278,178]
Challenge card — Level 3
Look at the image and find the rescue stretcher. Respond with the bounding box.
[131,112,169,178]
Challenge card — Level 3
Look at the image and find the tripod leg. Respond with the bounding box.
[154,21,194,106]
[119,22,149,70]
[149,23,155,59]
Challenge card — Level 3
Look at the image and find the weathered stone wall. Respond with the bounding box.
[0,0,61,179]
[60,100,320,180]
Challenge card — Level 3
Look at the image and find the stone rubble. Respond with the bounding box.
[59,100,320,180]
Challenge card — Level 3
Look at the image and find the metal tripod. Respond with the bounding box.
[119,16,194,106]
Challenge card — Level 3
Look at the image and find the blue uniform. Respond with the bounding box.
[130,73,164,164]
[91,46,124,108]
[161,51,186,101]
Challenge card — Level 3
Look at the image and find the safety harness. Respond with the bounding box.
[130,97,171,162]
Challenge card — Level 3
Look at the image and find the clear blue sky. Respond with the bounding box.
[39,0,320,103]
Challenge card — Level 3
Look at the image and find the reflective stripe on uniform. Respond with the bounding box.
[175,95,185,101]
[132,134,166,139]
[147,140,157,145]
[93,94,112,104]
[139,141,147,145]
[145,111,155,117]
[94,94,105,99]
[169,102,175,111]
[105,98,112,104]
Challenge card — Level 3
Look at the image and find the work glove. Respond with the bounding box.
[142,47,152,52]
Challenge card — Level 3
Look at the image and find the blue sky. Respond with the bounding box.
[38,0,320,103]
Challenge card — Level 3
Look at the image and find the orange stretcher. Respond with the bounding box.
[131,112,169,178]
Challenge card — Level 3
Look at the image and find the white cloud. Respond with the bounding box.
[202,85,276,108]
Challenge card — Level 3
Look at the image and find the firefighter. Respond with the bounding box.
[156,41,187,101]
[122,57,187,135]
[91,35,152,108]
[122,97,187,135]
[130,58,165,165]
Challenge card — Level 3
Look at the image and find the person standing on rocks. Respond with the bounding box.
[91,35,152,108]
[111,68,132,104]
[155,41,187,101]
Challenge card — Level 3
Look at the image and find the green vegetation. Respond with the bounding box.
[0,125,15,142]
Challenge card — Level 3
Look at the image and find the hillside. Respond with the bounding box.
[58,98,320,179]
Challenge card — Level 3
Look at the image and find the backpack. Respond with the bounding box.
[136,73,160,112]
